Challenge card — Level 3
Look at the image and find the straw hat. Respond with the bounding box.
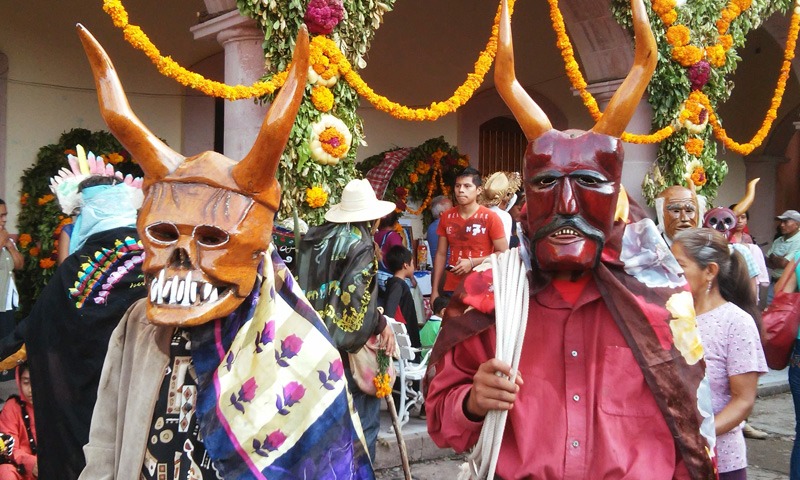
[481,171,522,207]
[325,179,396,223]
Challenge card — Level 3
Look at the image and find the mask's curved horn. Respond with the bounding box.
[591,0,657,137]
[76,24,184,181]
[495,0,552,142]
[233,26,309,194]
[732,178,760,215]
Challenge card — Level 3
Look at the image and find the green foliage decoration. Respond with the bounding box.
[236,0,396,226]
[611,0,791,205]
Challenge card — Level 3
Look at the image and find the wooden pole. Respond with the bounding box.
[384,395,412,480]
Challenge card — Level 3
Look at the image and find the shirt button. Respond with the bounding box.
[573,395,580,402]
[571,350,578,357]
[572,440,580,448]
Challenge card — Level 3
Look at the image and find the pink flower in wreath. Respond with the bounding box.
[304,0,345,35]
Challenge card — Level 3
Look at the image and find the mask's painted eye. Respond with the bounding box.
[146,223,179,243]
[195,225,229,247]
[532,176,558,188]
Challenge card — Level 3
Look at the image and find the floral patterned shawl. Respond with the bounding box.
[427,201,717,480]
[191,247,374,479]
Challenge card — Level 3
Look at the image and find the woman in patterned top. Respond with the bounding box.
[671,228,767,480]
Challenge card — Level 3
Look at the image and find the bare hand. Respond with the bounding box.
[0,229,9,249]
[450,258,473,276]
[378,323,397,358]
[465,358,523,419]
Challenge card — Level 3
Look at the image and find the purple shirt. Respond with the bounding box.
[696,302,767,473]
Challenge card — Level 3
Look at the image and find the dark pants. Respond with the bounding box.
[345,367,381,460]
[789,341,800,480]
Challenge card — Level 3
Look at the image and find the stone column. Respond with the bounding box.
[191,12,268,160]
[746,154,785,248]
[584,79,658,215]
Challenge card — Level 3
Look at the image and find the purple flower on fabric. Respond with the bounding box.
[317,358,344,390]
[275,334,303,367]
[253,429,287,457]
[276,381,306,415]
[225,351,235,372]
[255,320,276,353]
[304,0,345,35]
[230,377,258,413]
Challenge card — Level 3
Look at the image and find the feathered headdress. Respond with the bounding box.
[49,144,143,215]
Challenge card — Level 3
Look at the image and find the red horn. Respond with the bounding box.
[76,24,184,182]
[233,26,310,194]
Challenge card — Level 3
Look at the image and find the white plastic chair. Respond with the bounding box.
[387,317,431,427]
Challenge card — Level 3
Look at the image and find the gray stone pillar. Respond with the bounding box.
[745,154,785,248]
[584,79,658,215]
[192,12,268,160]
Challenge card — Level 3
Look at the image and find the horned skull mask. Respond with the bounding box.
[495,0,656,271]
[703,207,738,240]
[78,25,309,326]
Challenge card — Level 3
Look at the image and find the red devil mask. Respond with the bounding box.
[78,25,309,326]
[495,0,656,272]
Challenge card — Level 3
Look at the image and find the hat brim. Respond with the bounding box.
[325,199,396,223]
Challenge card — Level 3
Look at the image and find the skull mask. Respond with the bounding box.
[703,207,738,241]
[78,25,309,326]
[495,0,656,272]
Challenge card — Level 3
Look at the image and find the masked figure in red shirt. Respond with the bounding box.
[425,0,717,478]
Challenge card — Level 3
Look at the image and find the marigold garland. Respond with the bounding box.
[311,85,334,112]
[373,349,392,398]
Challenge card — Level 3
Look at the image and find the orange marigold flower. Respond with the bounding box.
[690,167,708,187]
[409,173,419,184]
[732,0,752,10]
[18,234,32,248]
[311,85,334,113]
[415,161,431,175]
[106,152,124,165]
[719,34,734,51]
[37,194,55,206]
[39,258,56,269]
[666,25,691,47]
[685,138,705,157]
[20,193,29,206]
[706,45,726,68]
[661,10,677,26]
[672,45,704,67]
[29,247,40,258]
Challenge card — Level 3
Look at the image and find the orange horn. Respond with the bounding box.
[591,0,657,137]
[233,26,310,194]
[494,0,552,142]
[76,24,184,182]
[732,178,760,215]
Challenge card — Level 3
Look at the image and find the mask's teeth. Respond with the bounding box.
[189,281,198,304]
[158,269,166,288]
[169,275,179,304]
[150,278,161,302]
[203,283,213,301]
[160,279,172,304]
[209,287,219,302]
[176,279,185,303]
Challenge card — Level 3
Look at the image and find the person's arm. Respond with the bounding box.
[767,253,790,269]
[714,372,759,436]
[431,236,449,304]
[382,279,403,322]
[1,236,23,271]
[57,229,71,265]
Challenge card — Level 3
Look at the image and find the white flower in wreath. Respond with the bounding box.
[308,66,339,88]
[309,114,352,166]
[683,159,708,190]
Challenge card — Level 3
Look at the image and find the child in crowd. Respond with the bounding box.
[421,295,449,357]
[0,363,37,480]
[380,245,422,355]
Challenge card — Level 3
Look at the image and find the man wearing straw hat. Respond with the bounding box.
[298,178,398,460]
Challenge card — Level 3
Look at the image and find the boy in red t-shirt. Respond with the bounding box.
[431,167,507,304]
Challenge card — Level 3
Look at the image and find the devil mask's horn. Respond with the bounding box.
[495,0,657,140]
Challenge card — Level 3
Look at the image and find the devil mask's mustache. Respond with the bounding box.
[530,215,606,246]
